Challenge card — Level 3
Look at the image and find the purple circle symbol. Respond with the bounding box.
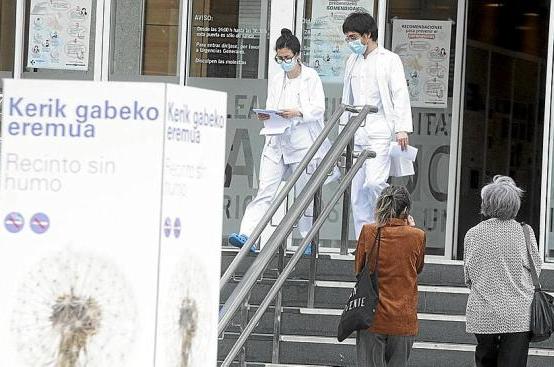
[30,213,50,234]
[4,212,25,233]
[173,218,181,238]
[164,217,172,238]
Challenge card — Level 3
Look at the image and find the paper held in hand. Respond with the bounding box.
[253,108,292,135]
[389,142,418,161]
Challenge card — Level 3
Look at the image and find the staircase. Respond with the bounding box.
[219,247,554,367]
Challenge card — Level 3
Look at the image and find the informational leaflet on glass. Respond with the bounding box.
[392,19,452,109]
[303,0,374,83]
[27,0,92,70]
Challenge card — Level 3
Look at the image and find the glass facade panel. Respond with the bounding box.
[458,0,549,258]
[300,0,377,250]
[386,0,458,256]
[110,0,179,80]
[189,0,268,78]
[186,0,270,243]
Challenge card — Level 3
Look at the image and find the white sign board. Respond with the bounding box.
[392,19,452,108]
[27,0,92,70]
[0,79,226,366]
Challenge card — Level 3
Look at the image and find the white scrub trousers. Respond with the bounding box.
[239,155,317,238]
[351,139,391,240]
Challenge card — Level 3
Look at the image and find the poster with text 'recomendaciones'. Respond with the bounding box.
[392,19,452,109]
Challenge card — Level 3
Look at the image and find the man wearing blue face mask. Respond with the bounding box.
[228,28,332,255]
[341,12,414,242]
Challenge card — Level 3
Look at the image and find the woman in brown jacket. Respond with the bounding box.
[354,185,426,367]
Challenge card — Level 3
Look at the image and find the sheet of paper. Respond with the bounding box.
[252,108,282,116]
[259,117,291,135]
[253,108,291,135]
[389,142,418,161]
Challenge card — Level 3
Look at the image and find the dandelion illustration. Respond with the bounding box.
[178,298,198,367]
[11,249,137,366]
[160,255,215,367]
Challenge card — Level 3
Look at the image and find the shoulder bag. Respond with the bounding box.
[337,227,381,342]
[522,222,554,342]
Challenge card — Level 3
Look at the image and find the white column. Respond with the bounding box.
[13,0,26,79]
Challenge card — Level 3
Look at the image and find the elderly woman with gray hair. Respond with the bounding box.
[464,175,542,367]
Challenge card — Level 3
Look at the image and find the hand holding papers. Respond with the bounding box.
[253,108,292,135]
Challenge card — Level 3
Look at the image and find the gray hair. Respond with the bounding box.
[375,186,411,226]
[480,175,524,220]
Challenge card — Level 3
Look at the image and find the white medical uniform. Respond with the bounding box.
[341,46,414,239]
[239,65,329,238]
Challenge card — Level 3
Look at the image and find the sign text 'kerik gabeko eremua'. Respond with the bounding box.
[5,97,161,138]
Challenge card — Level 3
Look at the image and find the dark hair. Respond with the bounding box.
[342,12,378,41]
[275,28,300,54]
[375,186,411,225]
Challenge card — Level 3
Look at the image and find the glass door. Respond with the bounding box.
[457,0,550,259]
[385,0,461,258]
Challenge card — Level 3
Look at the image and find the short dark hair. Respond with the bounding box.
[275,28,300,54]
[342,12,378,41]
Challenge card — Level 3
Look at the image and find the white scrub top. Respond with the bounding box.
[269,73,307,164]
[350,47,391,140]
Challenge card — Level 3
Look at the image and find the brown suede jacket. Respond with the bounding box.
[354,218,426,336]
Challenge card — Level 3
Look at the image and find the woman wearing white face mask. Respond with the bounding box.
[229,28,330,255]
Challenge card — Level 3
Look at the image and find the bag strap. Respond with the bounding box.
[365,227,382,275]
[521,222,541,290]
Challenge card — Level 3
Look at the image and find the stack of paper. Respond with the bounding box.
[253,108,292,135]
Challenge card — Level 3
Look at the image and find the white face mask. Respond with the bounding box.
[280,57,297,72]
[347,39,367,55]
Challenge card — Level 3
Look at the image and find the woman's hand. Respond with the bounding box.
[407,215,416,227]
[278,109,302,119]
[257,113,270,120]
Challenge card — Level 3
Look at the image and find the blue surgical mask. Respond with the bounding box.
[280,58,297,72]
[347,39,367,55]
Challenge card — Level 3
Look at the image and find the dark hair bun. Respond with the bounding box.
[281,28,293,37]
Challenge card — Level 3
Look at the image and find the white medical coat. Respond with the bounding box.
[262,65,331,165]
[340,47,414,177]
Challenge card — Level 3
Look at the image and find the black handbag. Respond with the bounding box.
[337,227,381,342]
[522,223,554,342]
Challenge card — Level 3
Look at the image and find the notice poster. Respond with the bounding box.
[27,0,92,70]
[392,19,452,108]
[0,80,226,366]
[303,0,374,83]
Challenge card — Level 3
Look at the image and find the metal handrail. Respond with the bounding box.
[220,148,374,367]
[220,104,347,290]
[218,105,375,335]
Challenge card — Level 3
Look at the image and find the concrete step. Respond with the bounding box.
[224,306,554,350]
[219,333,554,367]
[221,248,554,290]
[221,248,468,285]
[221,279,471,314]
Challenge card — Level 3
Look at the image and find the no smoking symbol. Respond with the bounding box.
[30,213,50,234]
[4,212,24,233]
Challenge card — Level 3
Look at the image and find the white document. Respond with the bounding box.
[389,142,418,161]
[253,108,291,135]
